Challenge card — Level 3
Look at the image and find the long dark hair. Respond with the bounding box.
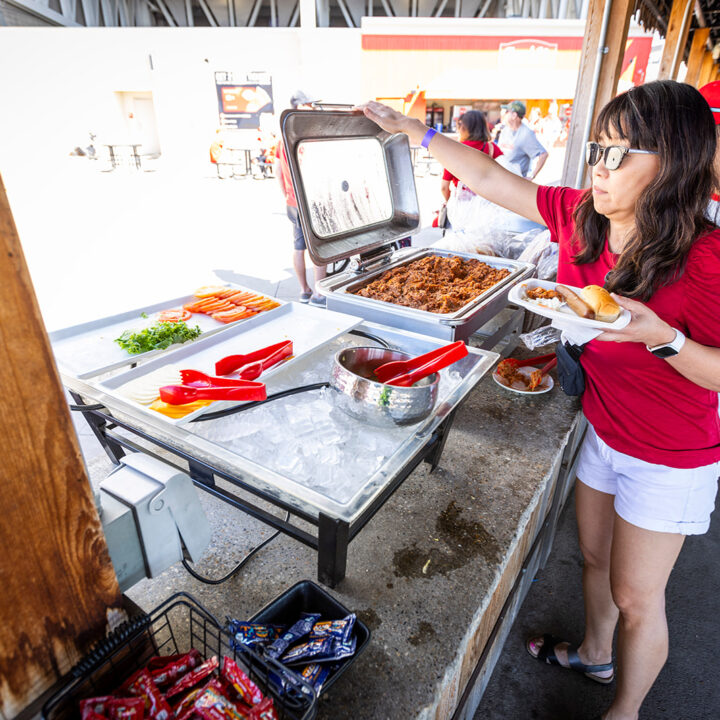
[458,110,490,143]
[572,80,716,300]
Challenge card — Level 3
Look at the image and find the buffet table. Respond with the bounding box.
[81,355,583,720]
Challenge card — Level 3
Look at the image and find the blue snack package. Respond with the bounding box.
[227,620,284,648]
[265,613,321,659]
[309,613,356,644]
[281,637,334,664]
[299,663,332,695]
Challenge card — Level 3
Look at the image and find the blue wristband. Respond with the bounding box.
[421,128,437,149]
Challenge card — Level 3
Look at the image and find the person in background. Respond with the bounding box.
[440,110,502,202]
[276,90,326,306]
[360,79,720,720]
[699,81,720,226]
[497,100,548,180]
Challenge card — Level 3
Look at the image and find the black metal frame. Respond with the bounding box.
[73,391,458,587]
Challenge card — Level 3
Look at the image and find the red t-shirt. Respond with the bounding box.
[442,140,502,184]
[537,185,720,469]
[276,140,297,207]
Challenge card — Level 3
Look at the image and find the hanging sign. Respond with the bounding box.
[215,71,274,129]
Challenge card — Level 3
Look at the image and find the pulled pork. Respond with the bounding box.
[352,255,510,314]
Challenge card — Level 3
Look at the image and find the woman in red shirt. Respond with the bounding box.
[440,110,502,202]
[361,81,720,720]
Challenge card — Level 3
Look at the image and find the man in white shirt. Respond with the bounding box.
[497,101,548,181]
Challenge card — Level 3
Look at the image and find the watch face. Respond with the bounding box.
[651,346,679,358]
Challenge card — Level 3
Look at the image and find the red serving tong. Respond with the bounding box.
[375,340,469,387]
[159,383,267,406]
[496,352,556,371]
[215,340,293,378]
[179,369,259,388]
[528,356,558,391]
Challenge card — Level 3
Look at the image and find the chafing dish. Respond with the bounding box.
[280,109,535,341]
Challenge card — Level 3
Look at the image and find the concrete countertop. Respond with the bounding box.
[87,361,580,719]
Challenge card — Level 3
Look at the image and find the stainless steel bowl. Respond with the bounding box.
[331,346,439,428]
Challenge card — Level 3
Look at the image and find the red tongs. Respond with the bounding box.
[374,340,468,387]
[159,383,267,405]
[497,353,557,391]
[215,340,293,379]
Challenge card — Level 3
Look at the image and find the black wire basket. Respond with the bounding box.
[42,592,317,720]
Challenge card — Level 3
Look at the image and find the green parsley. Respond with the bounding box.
[115,321,202,355]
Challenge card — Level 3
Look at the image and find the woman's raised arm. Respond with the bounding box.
[360,101,545,226]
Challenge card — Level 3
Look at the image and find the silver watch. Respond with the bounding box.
[646,329,686,358]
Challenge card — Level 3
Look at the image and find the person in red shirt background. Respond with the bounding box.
[698,81,720,226]
[440,110,502,202]
[276,90,327,306]
[360,81,720,720]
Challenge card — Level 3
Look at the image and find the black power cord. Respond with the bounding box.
[189,382,330,422]
[181,511,290,585]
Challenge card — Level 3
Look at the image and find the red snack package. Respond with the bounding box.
[173,686,206,720]
[150,649,203,687]
[80,697,114,720]
[107,697,145,720]
[126,668,172,720]
[166,656,219,699]
[194,680,249,720]
[249,698,277,720]
[220,658,263,707]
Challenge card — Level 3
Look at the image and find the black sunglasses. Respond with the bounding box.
[585,142,657,171]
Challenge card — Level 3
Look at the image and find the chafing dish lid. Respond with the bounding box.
[280,109,420,265]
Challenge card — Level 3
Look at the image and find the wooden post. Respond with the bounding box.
[561,0,636,187]
[686,28,711,87]
[0,173,121,717]
[657,0,693,80]
[699,51,716,87]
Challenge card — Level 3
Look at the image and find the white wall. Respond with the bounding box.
[0,27,363,177]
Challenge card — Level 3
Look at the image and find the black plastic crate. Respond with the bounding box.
[42,592,316,720]
[249,580,370,696]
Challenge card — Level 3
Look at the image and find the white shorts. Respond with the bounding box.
[575,425,720,535]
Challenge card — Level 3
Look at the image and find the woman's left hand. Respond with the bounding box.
[595,294,676,346]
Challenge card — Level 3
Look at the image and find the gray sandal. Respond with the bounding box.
[526,633,614,685]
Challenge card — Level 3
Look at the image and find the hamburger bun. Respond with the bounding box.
[580,285,621,322]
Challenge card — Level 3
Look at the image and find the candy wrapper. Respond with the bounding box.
[299,663,331,695]
[148,649,202,687]
[166,656,219,699]
[80,697,114,720]
[125,668,172,720]
[107,697,146,720]
[194,680,250,720]
[227,621,284,649]
[221,657,263,706]
[281,637,333,665]
[309,614,356,644]
[249,697,277,720]
[265,614,320,659]
[172,686,206,720]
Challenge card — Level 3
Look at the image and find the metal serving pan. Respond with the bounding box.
[318,249,535,341]
[48,287,285,380]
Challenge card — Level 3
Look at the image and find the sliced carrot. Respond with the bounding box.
[211,309,256,323]
[193,285,228,298]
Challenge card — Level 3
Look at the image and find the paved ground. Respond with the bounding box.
[475,489,720,720]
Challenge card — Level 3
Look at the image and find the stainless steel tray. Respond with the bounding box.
[317,248,535,341]
[49,286,285,380]
[95,302,362,426]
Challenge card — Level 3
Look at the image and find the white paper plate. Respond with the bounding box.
[508,279,631,331]
[492,366,554,395]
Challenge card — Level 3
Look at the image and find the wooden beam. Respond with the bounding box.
[561,0,635,187]
[0,173,120,717]
[657,0,693,80]
[686,27,710,87]
[698,50,715,87]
